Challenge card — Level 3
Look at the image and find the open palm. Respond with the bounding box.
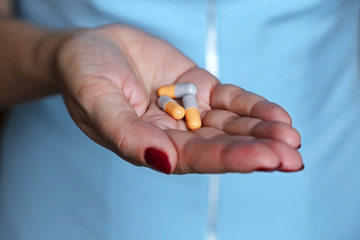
[57,24,302,174]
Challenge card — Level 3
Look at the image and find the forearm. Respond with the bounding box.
[0,0,11,17]
[0,16,66,107]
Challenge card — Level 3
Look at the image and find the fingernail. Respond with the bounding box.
[297,144,302,149]
[144,148,171,174]
[279,164,305,173]
[256,163,282,172]
[256,167,276,172]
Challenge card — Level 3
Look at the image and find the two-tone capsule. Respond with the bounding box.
[182,94,201,130]
[157,95,185,120]
[157,83,201,130]
[157,83,197,98]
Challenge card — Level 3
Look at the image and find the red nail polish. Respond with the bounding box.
[297,144,302,149]
[279,164,305,172]
[256,167,276,172]
[256,163,282,172]
[144,148,171,174]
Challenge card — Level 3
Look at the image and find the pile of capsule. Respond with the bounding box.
[157,83,201,130]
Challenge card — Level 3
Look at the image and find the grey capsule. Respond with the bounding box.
[182,94,199,110]
[174,83,197,98]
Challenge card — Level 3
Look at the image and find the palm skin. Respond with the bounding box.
[56,24,302,174]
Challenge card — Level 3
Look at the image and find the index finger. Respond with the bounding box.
[210,84,292,125]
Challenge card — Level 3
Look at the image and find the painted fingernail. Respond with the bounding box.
[256,167,276,172]
[297,144,302,149]
[256,163,282,172]
[279,164,305,173]
[144,148,171,174]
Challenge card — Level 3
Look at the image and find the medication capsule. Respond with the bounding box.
[182,94,202,130]
[157,95,185,120]
[157,83,197,98]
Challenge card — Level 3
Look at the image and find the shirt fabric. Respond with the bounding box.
[1,0,360,239]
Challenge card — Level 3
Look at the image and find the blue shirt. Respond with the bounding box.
[1,0,360,239]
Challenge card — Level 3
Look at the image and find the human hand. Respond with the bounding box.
[56,24,302,174]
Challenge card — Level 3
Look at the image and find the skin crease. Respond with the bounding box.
[0,1,302,174]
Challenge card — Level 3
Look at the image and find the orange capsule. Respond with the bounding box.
[157,95,185,120]
[182,94,201,130]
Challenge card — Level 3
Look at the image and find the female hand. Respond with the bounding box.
[56,24,302,174]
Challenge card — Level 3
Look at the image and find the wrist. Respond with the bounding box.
[0,19,75,106]
[31,31,71,94]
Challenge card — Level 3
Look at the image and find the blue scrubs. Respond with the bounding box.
[1,0,360,239]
